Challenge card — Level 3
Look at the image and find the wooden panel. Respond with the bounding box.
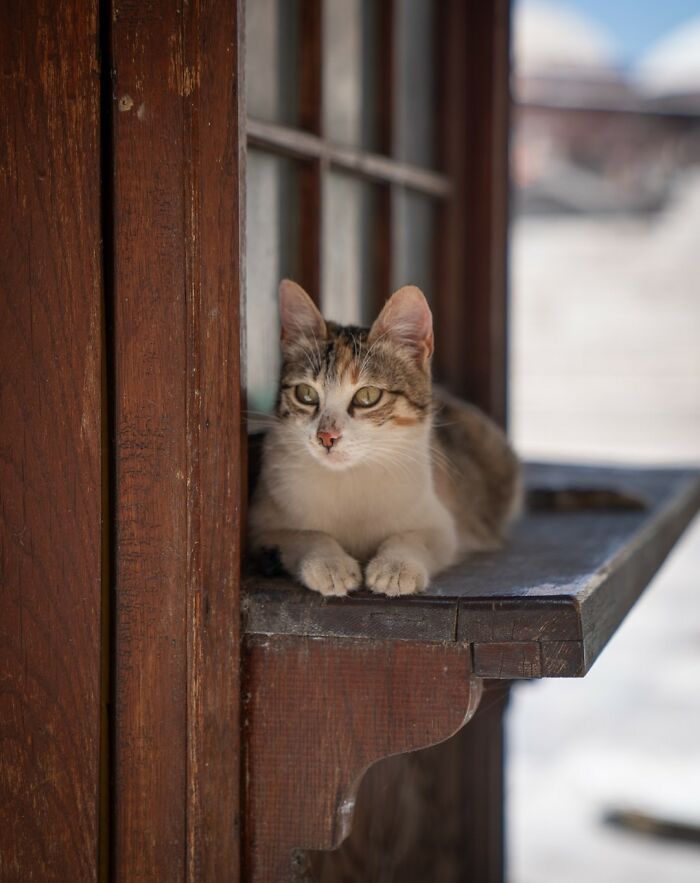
[184,2,245,879]
[110,1,244,879]
[309,681,511,881]
[111,5,188,875]
[0,1,103,878]
[436,0,511,424]
[244,464,700,678]
[243,636,479,881]
[456,598,580,643]
[474,642,542,679]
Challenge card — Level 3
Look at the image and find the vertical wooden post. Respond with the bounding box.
[0,1,103,878]
[298,0,324,301]
[437,0,511,427]
[109,0,245,878]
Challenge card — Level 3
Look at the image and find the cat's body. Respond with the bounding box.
[249,281,521,596]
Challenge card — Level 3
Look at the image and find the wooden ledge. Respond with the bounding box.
[244,464,700,678]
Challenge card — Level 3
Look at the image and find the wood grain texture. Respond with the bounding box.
[243,636,481,882]
[474,642,542,679]
[435,0,510,424]
[184,1,245,879]
[307,681,511,882]
[244,464,700,679]
[0,1,103,878]
[111,4,189,875]
[110,1,244,878]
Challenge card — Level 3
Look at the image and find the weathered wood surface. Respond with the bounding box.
[0,1,103,879]
[243,636,480,882]
[110,0,245,878]
[244,464,700,677]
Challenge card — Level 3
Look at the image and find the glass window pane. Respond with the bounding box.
[392,188,436,299]
[394,0,436,168]
[323,0,380,151]
[246,150,300,414]
[246,0,299,125]
[322,172,379,325]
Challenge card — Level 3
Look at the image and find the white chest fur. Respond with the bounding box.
[265,452,454,560]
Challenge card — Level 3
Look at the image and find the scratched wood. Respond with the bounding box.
[243,636,480,882]
[110,1,244,879]
[0,1,103,879]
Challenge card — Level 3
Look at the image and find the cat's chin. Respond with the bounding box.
[307,445,357,471]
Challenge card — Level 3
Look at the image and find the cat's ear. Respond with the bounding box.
[279,279,327,343]
[369,285,434,364]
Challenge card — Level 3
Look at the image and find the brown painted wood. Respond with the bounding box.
[307,681,511,882]
[436,0,510,424]
[110,5,188,874]
[243,636,480,882]
[0,1,103,878]
[109,1,244,879]
[183,2,245,879]
[374,0,394,312]
[296,0,323,302]
[299,0,322,134]
[244,464,700,679]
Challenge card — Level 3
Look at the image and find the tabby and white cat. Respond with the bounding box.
[249,280,521,596]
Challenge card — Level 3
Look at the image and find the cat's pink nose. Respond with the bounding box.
[317,429,341,449]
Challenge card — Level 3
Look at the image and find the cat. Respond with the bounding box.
[248,279,521,597]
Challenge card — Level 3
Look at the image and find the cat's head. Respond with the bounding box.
[275,279,433,470]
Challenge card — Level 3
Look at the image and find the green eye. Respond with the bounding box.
[352,386,382,408]
[294,383,319,406]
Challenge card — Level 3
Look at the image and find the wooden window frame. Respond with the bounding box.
[245,0,510,425]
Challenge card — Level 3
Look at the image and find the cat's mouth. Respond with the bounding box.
[308,440,354,469]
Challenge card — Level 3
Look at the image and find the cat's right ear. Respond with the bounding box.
[279,279,327,343]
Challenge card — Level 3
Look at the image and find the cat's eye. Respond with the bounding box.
[352,386,382,408]
[294,383,319,406]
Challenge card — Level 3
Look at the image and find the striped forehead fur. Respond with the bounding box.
[279,320,431,418]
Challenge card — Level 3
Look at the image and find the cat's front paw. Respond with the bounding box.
[365,557,428,596]
[299,553,362,597]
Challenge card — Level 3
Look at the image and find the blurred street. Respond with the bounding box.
[508,174,700,883]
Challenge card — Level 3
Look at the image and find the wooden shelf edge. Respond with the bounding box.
[580,472,700,672]
[243,466,700,681]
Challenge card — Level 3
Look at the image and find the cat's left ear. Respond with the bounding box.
[369,285,434,365]
[279,279,327,343]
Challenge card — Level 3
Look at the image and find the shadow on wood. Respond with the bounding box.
[243,637,482,881]
[306,681,510,883]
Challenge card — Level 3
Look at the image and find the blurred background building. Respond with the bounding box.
[508,2,700,880]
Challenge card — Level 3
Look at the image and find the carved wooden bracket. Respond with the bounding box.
[243,635,483,881]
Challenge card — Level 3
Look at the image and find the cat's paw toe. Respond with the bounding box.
[299,554,362,597]
[365,558,428,596]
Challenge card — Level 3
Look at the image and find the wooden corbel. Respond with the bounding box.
[243,636,482,881]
